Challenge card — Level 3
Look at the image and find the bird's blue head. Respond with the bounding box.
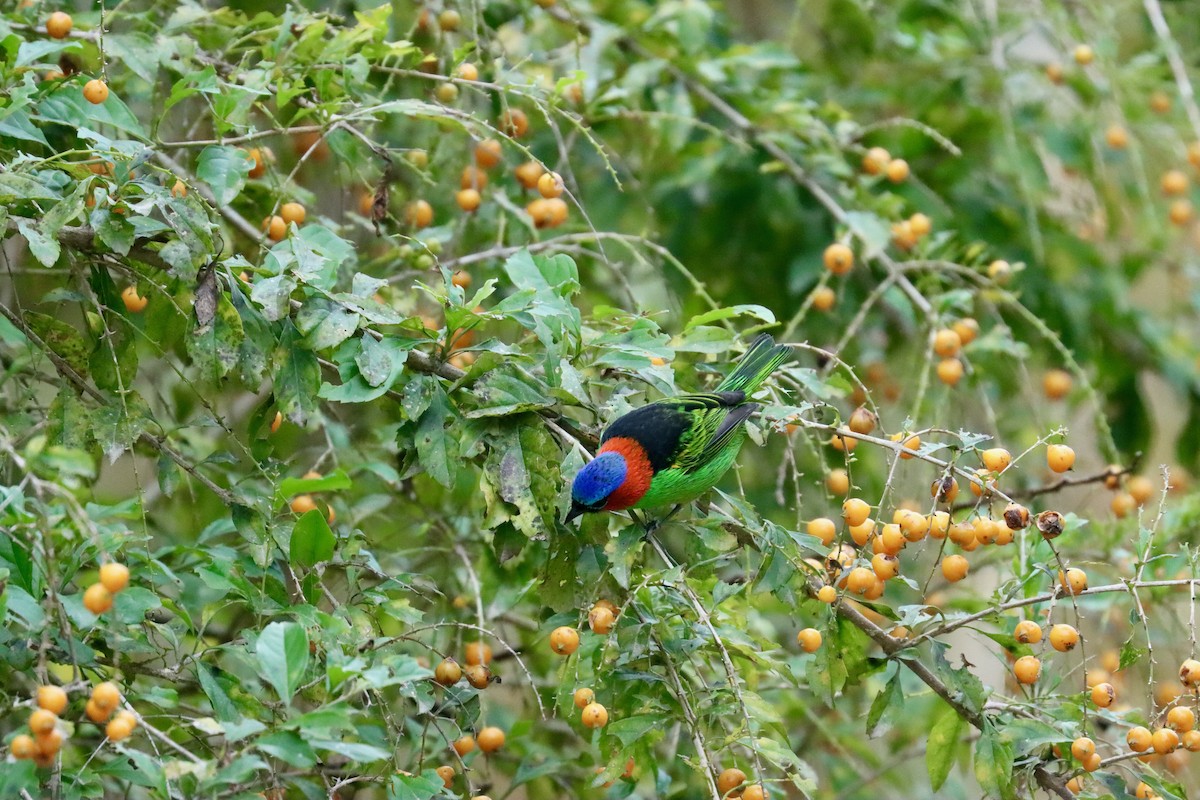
[566,451,628,521]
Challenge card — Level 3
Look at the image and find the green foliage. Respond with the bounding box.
[4,1,1200,800]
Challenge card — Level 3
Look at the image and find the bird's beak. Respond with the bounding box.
[565,502,586,523]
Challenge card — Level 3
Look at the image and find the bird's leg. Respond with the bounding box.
[633,505,684,538]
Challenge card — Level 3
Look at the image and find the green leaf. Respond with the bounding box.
[196,145,252,205]
[196,663,238,722]
[290,509,336,568]
[480,423,560,537]
[465,369,555,418]
[414,387,457,487]
[974,722,1015,800]
[685,304,776,330]
[275,323,321,424]
[866,668,901,734]
[606,715,659,747]
[926,704,966,791]
[277,470,352,499]
[295,299,360,351]
[17,219,60,266]
[387,770,447,800]
[255,621,310,703]
[255,731,316,768]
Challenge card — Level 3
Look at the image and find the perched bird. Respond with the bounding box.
[566,334,791,521]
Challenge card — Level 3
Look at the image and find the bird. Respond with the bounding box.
[566,334,791,521]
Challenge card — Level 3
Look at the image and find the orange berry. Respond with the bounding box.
[280,202,306,225]
[263,215,287,241]
[83,583,113,614]
[941,554,968,582]
[36,686,68,715]
[581,702,608,728]
[10,734,36,760]
[1183,729,1200,751]
[1128,726,1153,752]
[1049,624,1079,652]
[871,553,899,580]
[885,158,910,183]
[892,433,920,459]
[464,641,492,666]
[816,585,837,604]
[474,139,503,169]
[1167,706,1195,732]
[1105,125,1129,149]
[842,498,871,527]
[1071,737,1095,761]
[806,517,836,546]
[453,735,475,756]
[742,785,767,800]
[1060,567,1088,595]
[404,199,434,228]
[537,171,565,199]
[1151,90,1172,114]
[953,317,980,345]
[982,448,1012,473]
[121,285,148,313]
[46,11,73,39]
[434,658,462,686]
[436,765,455,787]
[1153,727,1180,754]
[937,358,964,386]
[464,664,491,689]
[1090,682,1115,708]
[1181,658,1200,686]
[549,626,580,655]
[290,494,317,514]
[460,165,489,191]
[1161,170,1189,196]
[588,605,615,634]
[91,682,120,712]
[455,188,482,212]
[514,160,545,189]
[1047,444,1076,473]
[823,243,854,275]
[1043,369,1072,400]
[99,562,130,594]
[811,286,836,311]
[1014,655,1041,684]
[909,213,932,236]
[933,329,962,358]
[477,726,505,753]
[573,687,594,709]
[1014,620,1043,644]
[29,709,57,736]
[861,147,890,175]
[499,109,529,138]
[83,78,109,104]
[106,710,137,742]
[1169,199,1193,226]
[717,768,747,797]
[796,628,822,653]
[826,469,850,495]
[1127,475,1155,505]
[1073,44,1094,65]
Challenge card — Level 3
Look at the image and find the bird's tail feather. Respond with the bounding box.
[717,334,791,394]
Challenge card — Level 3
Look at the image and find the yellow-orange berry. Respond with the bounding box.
[121,285,148,313]
[1014,620,1043,644]
[941,554,969,582]
[573,687,594,709]
[1161,170,1189,196]
[280,202,306,225]
[933,329,962,358]
[1060,567,1088,595]
[83,79,109,105]
[46,12,73,39]
[1049,624,1079,652]
[404,199,434,228]
[885,158,910,183]
[1169,199,1193,226]
[290,494,317,514]
[1181,658,1200,686]
[549,626,580,655]
[823,243,854,275]
[909,212,932,236]
[99,562,130,594]
[937,358,964,386]
[434,658,462,686]
[477,726,505,753]
[474,139,503,169]
[91,682,120,711]
[816,585,837,604]
[453,735,475,756]
[1153,727,1180,754]
[1167,706,1195,732]
[456,63,478,81]
[811,286,836,311]
[826,469,850,495]
[455,188,482,212]
[464,641,493,666]
[436,765,455,787]
[861,147,890,175]
[806,518,836,546]
[588,605,615,635]
[263,215,287,242]
[842,498,871,527]
[1127,475,1155,505]
[10,734,36,760]
[797,627,822,653]
[29,709,57,736]
[1105,125,1129,149]
[1184,729,1200,751]
[1071,737,1095,761]
[514,161,545,189]
[36,686,68,715]
[1043,369,1072,400]
[1128,726,1153,752]
[106,710,137,742]
[1047,444,1076,473]
[1014,655,1041,684]
[1073,45,1094,65]
[981,448,1012,473]
[83,583,113,614]
[581,702,608,729]
[717,767,747,797]
[499,109,529,138]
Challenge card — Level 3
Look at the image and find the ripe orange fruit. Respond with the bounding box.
[1060,567,1088,594]
[456,62,479,81]
[99,562,130,594]
[1014,620,1042,644]
[871,553,899,580]
[1049,624,1079,652]
[936,358,964,386]
[1184,729,1200,751]
[121,285,148,313]
[981,448,1012,473]
[92,682,120,711]
[455,188,482,212]
[581,702,608,728]
[290,494,317,514]
[435,82,459,103]
[1043,369,1072,400]
[1161,170,1189,196]
[106,710,137,741]
[1151,90,1172,114]
[885,158,910,183]
[29,709,57,736]
[452,734,475,756]
[842,498,871,527]
[280,202,306,225]
[10,734,36,760]
[85,698,109,723]
[474,139,503,169]
[1105,125,1129,149]
[1045,63,1064,83]
[987,259,1012,284]
[434,658,462,686]
[1153,727,1180,754]
[1070,737,1095,761]
[270,411,283,434]
[464,641,493,666]
[948,319,978,347]
[451,271,472,289]
[588,605,615,634]
[847,566,875,594]
[822,243,854,275]
[1127,475,1154,505]
[537,171,564,199]
[436,765,455,787]
[742,785,767,800]
[464,664,491,689]
[1128,726,1152,752]
[1169,199,1193,226]
[810,286,836,311]
[847,518,875,546]
[46,11,73,39]
[83,78,109,104]
[861,147,890,175]
[847,407,876,435]
[909,212,932,236]
[1073,44,1094,65]
[928,511,950,539]
[1013,655,1041,684]
[941,554,968,582]
[826,469,850,495]
[593,598,620,619]
[892,433,920,459]
[717,767,747,797]
[263,215,287,241]
[1179,658,1200,687]
[573,687,594,709]
[460,165,489,191]
[891,220,917,250]
[1047,444,1075,473]
[1167,706,1195,732]
[549,626,580,655]
[816,585,837,603]
[37,686,68,715]
[438,9,461,31]
[83,583,113,614]
[1135,781,1159,799]
[796,628,822,653]
[477,726,505,753]
[898,510,929,541]
[514,161,545,189]
[404,200,434,228]
[933,329,962,358]
[1091,682,1115,708]
[499,109,529,138]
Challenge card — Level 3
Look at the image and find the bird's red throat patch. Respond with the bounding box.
[598,437,653,510]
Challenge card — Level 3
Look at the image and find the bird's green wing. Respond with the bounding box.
[652,393,756,474]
